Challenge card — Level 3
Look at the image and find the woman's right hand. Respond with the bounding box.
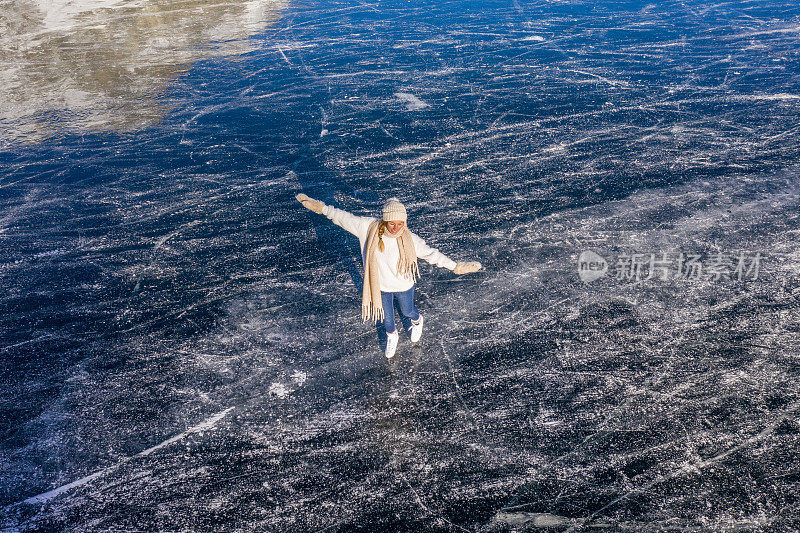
[296,193,325,214]
[453,261,482,275]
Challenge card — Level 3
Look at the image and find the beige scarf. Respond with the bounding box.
[362,220,419,322]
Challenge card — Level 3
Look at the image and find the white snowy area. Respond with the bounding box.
[0,0,287,142]
[2,0,800,530]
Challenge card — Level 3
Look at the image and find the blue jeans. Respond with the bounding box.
[380,286,420,334]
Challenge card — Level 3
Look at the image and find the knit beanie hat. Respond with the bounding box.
[382,197,407,222]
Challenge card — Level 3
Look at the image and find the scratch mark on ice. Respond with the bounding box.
[153,220,202,250]
[139,407,234,456]
[20,407,234,506]
[21,471,108,506]
[276,45,292,66]
[563,399,800,532]
[566,68,629,88]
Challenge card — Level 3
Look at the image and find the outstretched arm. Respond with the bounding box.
[296,193,373,239]
[411,233,482,274]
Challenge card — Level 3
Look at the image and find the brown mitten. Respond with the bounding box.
[453,261,482,275]
[296,193,325,214]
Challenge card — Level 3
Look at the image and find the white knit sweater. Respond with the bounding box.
[323,205,457,292]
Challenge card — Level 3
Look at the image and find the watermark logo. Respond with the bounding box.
[578,250,609,282]
[578,251,762,283]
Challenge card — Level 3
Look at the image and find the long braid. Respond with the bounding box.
[377,220,387,252]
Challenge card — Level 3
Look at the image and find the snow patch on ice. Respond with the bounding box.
[33,249,67,259]
[1,0,288,142]
[544,143,567,154]
[291,371,307,386]
[269,382,290,397]
[395,92,429,111]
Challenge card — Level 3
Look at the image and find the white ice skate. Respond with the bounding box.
[385,330,399,359]
[410,314,423,343]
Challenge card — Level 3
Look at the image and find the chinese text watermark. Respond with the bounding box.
[578,250,762,283]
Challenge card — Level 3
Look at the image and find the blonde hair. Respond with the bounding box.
[377,220,388,252]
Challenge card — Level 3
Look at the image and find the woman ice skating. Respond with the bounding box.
[296,194,481,359]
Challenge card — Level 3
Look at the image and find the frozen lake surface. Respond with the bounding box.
[2,0,800,530]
